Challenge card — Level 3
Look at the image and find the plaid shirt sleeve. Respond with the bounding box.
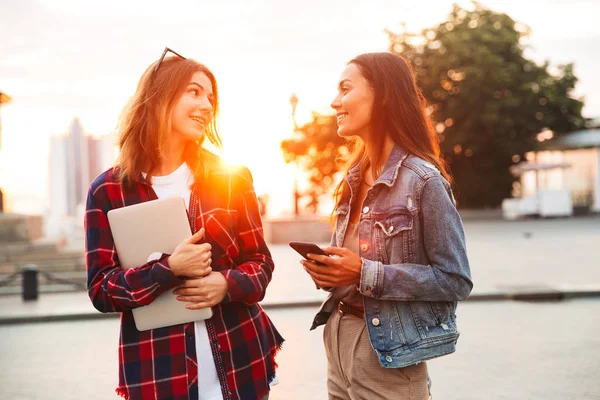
[85,176,182,313]
[219,167,274,306]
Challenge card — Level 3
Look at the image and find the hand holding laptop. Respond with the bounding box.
[173,272,229,310]
[107,197,214,330]
[170,228,213,278]
[169,227,229,309]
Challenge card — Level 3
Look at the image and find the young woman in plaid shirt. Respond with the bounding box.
[85,48,283,400]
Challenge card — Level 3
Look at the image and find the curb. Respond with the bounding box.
[465,286,600,302]
[0,311,119,325]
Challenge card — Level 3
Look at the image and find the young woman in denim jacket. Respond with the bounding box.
[302,52,473,400]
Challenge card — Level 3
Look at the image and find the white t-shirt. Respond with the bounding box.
[145,163,224,400]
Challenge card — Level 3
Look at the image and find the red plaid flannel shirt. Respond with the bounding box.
[85,157,283,400]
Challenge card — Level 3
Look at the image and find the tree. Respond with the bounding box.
[281,112,345,213]
[387,3,586,207]
[281,3,586,210]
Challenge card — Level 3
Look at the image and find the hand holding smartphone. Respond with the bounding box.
[289,241,329,266]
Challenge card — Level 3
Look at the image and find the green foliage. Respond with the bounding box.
[387,2,585,207]
[281,2,586,210]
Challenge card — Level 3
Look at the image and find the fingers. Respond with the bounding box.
[196,266,212,278]
[198,243,212,253]
[173,287,197,296]
[200,251,212,272]
[174,278,202,290]
[172,281,217,309]
[187,246,212,271]
[306,253,336,265]
[302,260,334,277]
[173,283,208,302]
[303,266,335,288]
[176,295,205,303]
[185,302,212,310]
[185,228,205,244]
[323,247,349,256]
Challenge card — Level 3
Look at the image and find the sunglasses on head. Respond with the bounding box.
[153,47,186,75]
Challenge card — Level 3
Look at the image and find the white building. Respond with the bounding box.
[505,129,600,218]
[47,118,117,240]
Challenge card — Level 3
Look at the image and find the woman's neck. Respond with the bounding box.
[155,139,186,176]
[364,136,395,184]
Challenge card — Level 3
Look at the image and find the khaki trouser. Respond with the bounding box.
[324,310,431,400]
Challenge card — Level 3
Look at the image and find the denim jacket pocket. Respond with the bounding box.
[431,301,456,323]
[368,300,410,351]
[373,209,415,264]
[374,211,412,237]
[410,301,440,338]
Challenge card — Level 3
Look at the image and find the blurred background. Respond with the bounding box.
[0,0,599,399]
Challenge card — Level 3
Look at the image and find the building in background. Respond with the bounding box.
[503,128,600,219]
[530,129,600,214]
[47,118,116,241]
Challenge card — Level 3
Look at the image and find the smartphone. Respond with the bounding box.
[289,241,329,266]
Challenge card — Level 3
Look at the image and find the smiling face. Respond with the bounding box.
[170,70,215,143]
[330,63,375,140]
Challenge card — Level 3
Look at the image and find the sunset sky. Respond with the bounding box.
[1,0,599,216]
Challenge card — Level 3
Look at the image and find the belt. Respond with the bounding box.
[337,301,364,319]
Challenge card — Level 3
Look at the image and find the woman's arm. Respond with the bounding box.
[218,168,275,306]
[359,175,473,302]
[85,187,182,313]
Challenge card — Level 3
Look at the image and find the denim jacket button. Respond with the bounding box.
[385,356,393,363]
[371,318,380,326]
[362,206,370,213]
[360,243,369,252]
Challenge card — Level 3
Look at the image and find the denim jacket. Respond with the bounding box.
[311,145,473,369]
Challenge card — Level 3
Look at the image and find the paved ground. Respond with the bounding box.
[0,215,599,399]
[3,216,600,320]
[1,299,599,400]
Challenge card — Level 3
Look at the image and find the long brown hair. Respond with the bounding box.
[116,56,222,187]
[332,52,452,214]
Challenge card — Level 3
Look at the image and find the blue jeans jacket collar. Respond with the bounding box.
[345,145,409,190]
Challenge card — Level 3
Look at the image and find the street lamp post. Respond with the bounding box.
[289,94,300,217]
[0,92,11,213]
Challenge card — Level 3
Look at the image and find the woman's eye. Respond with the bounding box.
[342,87,349,93]
[189,89,199,96]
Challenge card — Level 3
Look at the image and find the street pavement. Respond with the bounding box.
[1,215,599,323]
[0,299,599,399]
[0,215,599,399]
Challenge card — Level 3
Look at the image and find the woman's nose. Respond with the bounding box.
[331,94,341,110]
[198,97,213,113]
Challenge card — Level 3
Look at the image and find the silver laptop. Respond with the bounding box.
[107,196,212,331]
